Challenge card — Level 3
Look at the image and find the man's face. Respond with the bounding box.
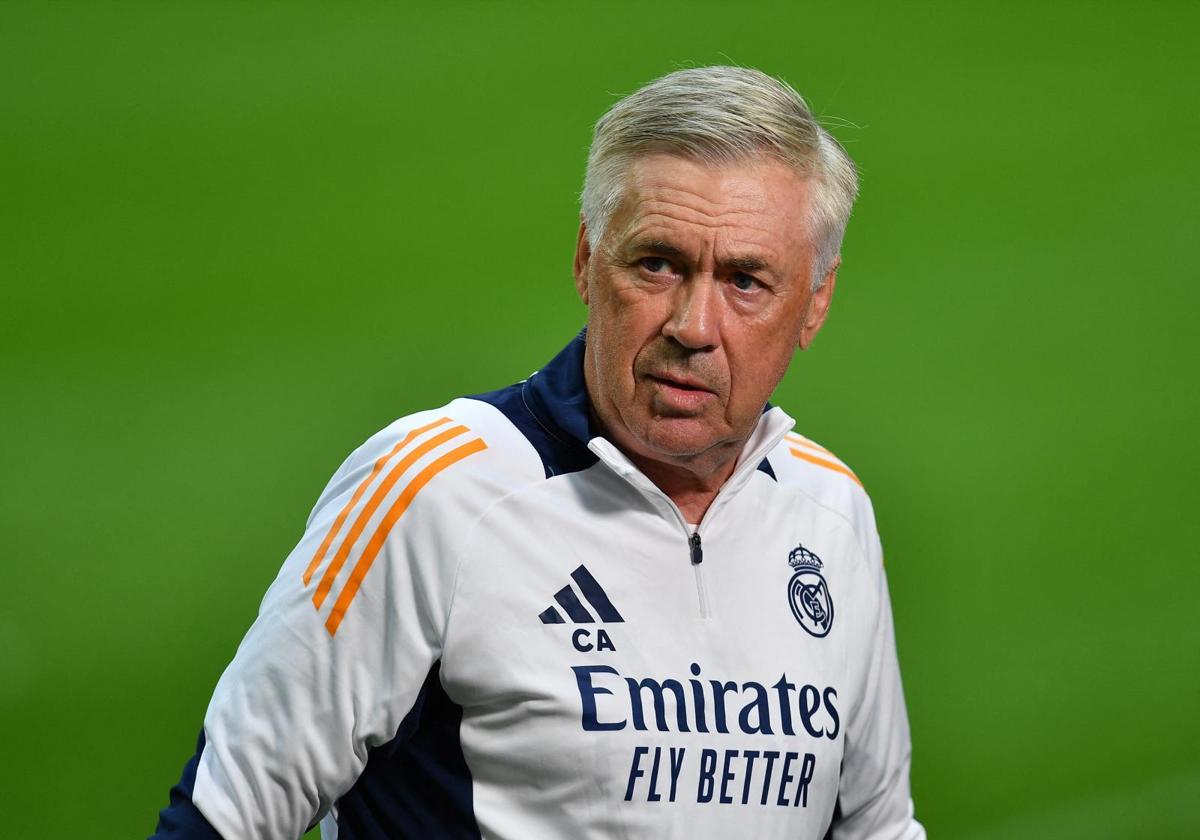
[574,153,837,476]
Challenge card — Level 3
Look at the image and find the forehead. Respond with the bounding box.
[610,153,814,264]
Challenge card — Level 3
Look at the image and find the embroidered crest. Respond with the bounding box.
[787,544,833,637]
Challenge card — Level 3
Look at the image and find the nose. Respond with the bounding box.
[662,276,720,350]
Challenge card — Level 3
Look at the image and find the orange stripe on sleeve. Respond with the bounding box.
[788,447,863,488]
[311,424,469,610]
[303,417,453,586]
[785,433,833,456]
[324,437,488,636]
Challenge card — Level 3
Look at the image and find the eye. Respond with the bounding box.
[731,272,760,292]
[638,256,673,275]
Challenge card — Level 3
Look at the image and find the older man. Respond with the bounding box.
[156,67,924,839]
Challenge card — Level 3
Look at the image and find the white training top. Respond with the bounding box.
[156,332,925,840]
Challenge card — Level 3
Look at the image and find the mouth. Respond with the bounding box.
[647,372,714,394]
[645,371,717,413]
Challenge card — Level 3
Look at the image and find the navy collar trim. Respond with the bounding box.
[522,329,597,448]
[519,329,776,481]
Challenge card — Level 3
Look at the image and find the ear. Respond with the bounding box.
[573,219,591,305]
[798,256,839,350]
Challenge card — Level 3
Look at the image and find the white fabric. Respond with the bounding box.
[191,396,924,840]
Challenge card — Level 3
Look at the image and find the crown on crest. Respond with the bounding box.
[788,544,823,571]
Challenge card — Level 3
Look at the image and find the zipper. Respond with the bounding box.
[585,410,795,624]
[689,531,711,619]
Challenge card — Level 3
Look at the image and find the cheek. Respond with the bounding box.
[728,339,795,404]
[588,307,637,385]
[596,290,660,347]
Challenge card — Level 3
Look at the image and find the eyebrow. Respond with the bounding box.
[725,255,770,274]
[630,238,688,261]
[629,237,774,276]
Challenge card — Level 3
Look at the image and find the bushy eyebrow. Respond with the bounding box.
[725,255,769,274]
[628,237,688,262]
[628,237,774,277]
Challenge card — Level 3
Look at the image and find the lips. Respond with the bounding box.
[644,369,719,415]
[647,371,714,394]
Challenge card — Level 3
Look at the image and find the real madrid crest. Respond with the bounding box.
[787,544,833,637]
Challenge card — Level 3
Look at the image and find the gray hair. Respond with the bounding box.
[581,66,858,289]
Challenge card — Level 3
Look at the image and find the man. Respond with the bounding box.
[155,66,924,839]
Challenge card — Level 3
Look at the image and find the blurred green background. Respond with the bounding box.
[2,1,1197,837]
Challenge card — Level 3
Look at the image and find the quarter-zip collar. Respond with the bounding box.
[586,407,794,524]
[491,330,797,622]
[521,330,795,515]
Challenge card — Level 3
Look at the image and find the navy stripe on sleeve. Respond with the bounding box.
[152,731,224,839]
[336,661,480,839]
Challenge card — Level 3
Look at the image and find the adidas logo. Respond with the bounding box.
[538,565,625,624]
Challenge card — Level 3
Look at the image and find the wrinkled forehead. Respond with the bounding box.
[607,152,817,267]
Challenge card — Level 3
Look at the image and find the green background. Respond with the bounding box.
[2,2,1197,837]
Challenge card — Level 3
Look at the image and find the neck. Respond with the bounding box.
[624,448,739,525]
[579,358,749,524]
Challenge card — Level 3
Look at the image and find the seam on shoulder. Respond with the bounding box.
[438,461,555,644]
[785,482,877,564]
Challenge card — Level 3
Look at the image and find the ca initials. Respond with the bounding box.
[572,628,616,653]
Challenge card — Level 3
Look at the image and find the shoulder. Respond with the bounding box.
[310,395,547,527]
[304,395,551,576]
[295,396,549,636]
[764,426,880,560]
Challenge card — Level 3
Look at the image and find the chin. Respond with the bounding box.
[641,417,728,460]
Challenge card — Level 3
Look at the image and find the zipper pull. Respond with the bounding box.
[689,531,703,565]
